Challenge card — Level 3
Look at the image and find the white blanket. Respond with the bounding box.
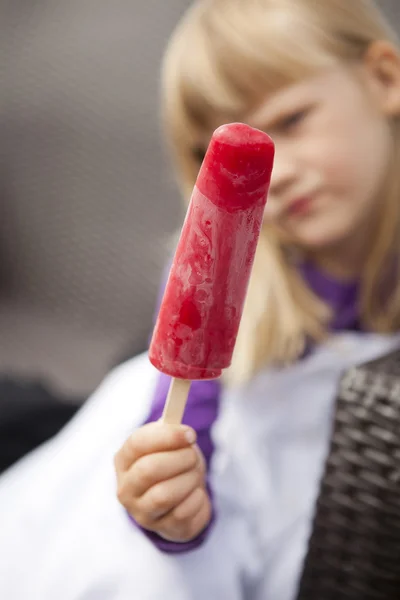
[0,354,256,600]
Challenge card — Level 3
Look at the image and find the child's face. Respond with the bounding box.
[248,64,394,264]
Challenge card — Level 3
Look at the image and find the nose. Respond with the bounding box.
[269,151,298,198]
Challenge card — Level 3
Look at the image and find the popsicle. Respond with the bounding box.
[149,122,275,423]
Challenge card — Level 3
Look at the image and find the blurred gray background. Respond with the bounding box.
[0,1,190,399]
[0,0,399,402]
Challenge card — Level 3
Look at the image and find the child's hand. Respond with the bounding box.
[114,422,212,543]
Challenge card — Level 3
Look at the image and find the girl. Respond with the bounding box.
[114,0,400,593]
[1,1,400,599]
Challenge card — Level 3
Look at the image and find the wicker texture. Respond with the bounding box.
[297,350,400,599]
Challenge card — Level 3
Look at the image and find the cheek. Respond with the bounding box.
[317,145,354,185]
[312,122,390,205]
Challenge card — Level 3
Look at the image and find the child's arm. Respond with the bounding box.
[114,376,221,552]
[114,420,211,548]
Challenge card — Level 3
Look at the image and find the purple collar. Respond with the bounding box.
[300,262,361,332]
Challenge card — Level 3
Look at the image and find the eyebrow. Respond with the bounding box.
[251,98,315,133]
[248,80,317,129]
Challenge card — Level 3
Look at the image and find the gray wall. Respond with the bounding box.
[0,1,190,396]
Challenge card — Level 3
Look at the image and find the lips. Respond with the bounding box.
[264,192,318,221]
[286,196,313,217]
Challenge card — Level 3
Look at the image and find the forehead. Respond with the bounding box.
[195,67,350,147]
[248,66,351,126]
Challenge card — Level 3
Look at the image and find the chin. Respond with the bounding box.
[291,234,344,254]
[291,221,349,251]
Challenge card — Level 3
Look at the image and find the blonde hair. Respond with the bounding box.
[161,0,400,384]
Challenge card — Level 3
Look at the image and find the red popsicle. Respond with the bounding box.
[149,123,274,422]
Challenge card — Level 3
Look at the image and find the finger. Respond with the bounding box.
[134,469,204,525]
[156,491,211,543]
[163,486,207,526]
[193,444,206,476]
[114,422,196,472]
[126,446,200,498]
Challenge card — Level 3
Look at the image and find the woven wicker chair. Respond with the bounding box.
[297,349,400,599]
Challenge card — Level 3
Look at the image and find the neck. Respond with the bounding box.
[310,255,360,281]
[306,235,369,281]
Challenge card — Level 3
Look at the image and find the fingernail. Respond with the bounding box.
[184,428,196,444]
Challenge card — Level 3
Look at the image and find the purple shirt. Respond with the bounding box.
[134,261,360,552]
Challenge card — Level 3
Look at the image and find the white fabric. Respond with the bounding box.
[0,333,398,599]
[0,354,255,600]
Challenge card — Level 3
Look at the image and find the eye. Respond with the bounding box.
[277,109,309,133]
[192,146,206,165]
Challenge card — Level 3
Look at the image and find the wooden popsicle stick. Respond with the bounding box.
[162,378,192,424]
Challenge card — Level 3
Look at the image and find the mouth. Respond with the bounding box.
[286,196,314,217]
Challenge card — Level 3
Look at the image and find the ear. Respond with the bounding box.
[362,40,400,116]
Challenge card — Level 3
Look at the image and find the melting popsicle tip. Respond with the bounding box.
[213,122,274,150]
[196,122,275,211]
